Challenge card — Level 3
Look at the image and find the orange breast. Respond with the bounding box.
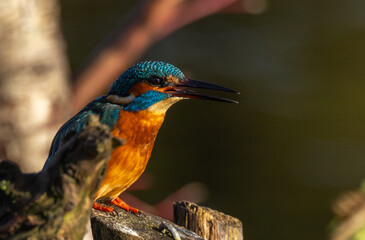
[94,109,165,201]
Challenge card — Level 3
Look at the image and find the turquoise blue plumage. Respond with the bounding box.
[44,96,122,168]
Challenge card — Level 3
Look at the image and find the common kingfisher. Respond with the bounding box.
[42,61,238,214]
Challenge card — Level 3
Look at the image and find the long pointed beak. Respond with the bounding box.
[164,78,239,103]
[176,78,240,94]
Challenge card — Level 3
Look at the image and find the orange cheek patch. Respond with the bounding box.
[129,82,158,96]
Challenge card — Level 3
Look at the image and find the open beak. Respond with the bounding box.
[164,78,239,103]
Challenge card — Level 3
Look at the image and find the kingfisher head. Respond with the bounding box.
[107,61,238,113]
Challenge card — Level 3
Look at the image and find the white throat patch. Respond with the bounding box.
[147,97,183,114]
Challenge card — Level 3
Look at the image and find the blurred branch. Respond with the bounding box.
[72,0,266,113]
[91,206,205,240]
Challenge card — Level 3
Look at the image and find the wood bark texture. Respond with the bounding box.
[91,207,204,240]
[174,201,243,240]
[0,0,70,172]
[0,115,119,240]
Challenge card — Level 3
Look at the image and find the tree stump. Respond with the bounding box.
[0,115,120,239]
[91,207,204,240]
[91,201,243,240]
[173,201,243,240]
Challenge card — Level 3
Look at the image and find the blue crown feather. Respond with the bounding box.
[108,61,185,97]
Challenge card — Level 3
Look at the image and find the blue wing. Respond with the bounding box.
[42,96,122,169]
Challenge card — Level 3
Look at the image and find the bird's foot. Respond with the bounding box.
[111,197,140,214]
[93,201,115,213]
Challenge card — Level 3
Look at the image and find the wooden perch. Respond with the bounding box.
[91,207,204,240]
[0,115,120,239]
[174,201,243,240]
[91,201,243,240]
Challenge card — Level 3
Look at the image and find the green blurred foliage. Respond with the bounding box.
[61,0,365,239]
[353,226,365,240]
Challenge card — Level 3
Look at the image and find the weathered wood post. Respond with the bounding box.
[0,115,118,239]
[174,201,243,240]
[91,208,204,240]
[91,201,243,240]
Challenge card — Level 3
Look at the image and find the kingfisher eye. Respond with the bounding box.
[149,77,162,86]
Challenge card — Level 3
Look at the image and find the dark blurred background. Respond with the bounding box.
[3,0,365,239]
[59,0,365,239]
[60,0,365,239]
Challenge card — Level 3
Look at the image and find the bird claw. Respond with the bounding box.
[93,198,139,216]
[108,209,118,217]
[93,201,114,213]
[111,197,140,214]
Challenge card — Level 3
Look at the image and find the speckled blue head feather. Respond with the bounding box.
[109,61,185,97]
